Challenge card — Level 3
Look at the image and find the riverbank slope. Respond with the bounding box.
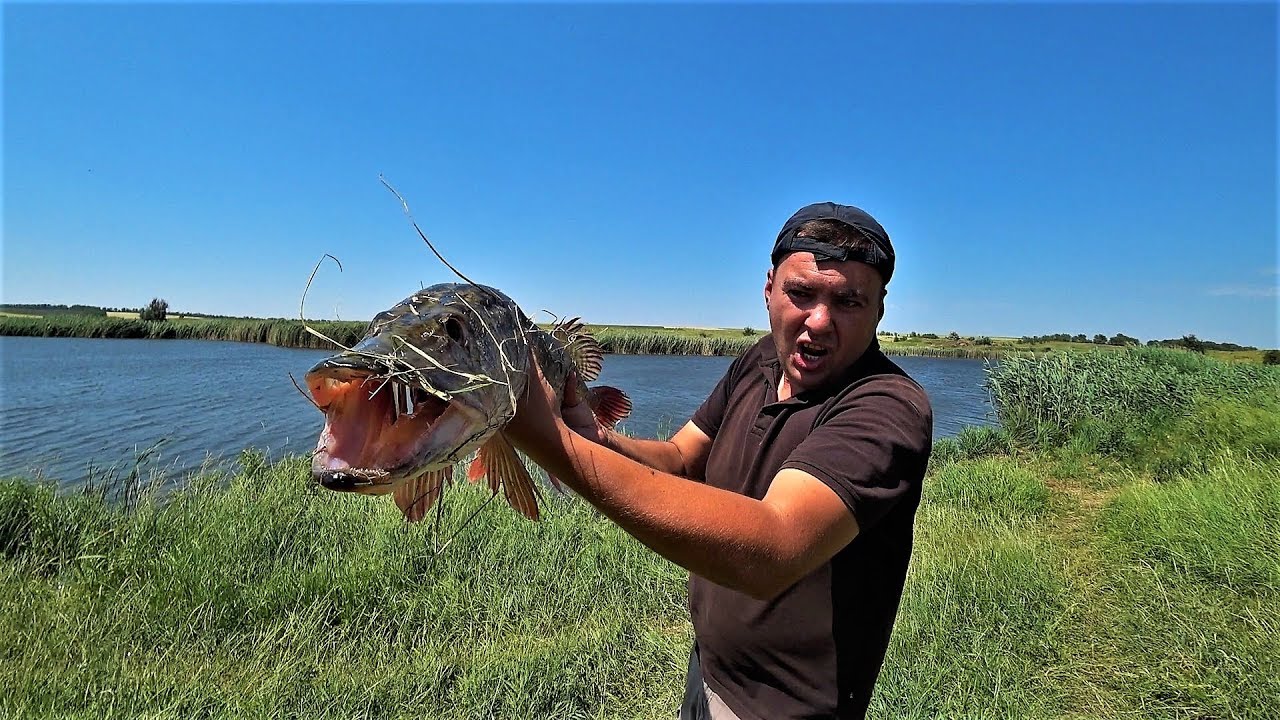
[1,347,1277,718]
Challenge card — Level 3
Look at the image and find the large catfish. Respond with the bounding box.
[304,283,631,521]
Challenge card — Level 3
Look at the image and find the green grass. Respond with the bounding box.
[925,457,1050,527]
[873,529,1066,719]
[1085,453,1280,718]
[0,455,689,719]
[1101,452,1279,592]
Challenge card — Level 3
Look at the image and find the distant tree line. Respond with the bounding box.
[1146,334,1257,353]
[1,302,265,321]
[1018,332,1141,346]
[0,303,107,317]
[1014,332,1257,353]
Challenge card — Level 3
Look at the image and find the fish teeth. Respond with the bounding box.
[388,380,418,424]
[389,380,403,424]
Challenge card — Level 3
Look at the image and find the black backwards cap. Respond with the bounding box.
[771,201,895,285]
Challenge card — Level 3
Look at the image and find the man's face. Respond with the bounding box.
[765,251,885,398]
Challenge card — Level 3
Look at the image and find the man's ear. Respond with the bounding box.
[764,268,774,309]
[878,288,886,321]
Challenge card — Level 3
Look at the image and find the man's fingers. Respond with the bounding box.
[563,370,581,407]
[519,354,599,442]
[526,350,545,383]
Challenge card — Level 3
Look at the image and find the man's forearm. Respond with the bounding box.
[599,429,694,478]
[523,421,803,600]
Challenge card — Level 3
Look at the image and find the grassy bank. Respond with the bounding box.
[2,346,1277,717]
[0,458,690,719]
[3,313,1272,362]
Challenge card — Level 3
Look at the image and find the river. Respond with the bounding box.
[0,337,995,489]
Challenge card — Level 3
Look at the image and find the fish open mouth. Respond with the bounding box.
[307,367,459,493]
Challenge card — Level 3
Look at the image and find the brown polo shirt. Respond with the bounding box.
[689,337,932,720]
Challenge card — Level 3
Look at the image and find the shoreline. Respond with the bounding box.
[0,314,1266,362]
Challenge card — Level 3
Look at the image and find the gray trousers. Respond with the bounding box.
[679,646,743,720]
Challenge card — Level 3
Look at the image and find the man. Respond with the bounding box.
[506,202,933,719]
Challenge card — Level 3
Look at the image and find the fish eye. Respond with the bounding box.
[444,316,465,343]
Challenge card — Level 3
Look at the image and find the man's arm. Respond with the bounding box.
[561,376,711,480]
[507,357,860,601]
[590,421,712,480]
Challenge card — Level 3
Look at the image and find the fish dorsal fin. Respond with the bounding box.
[393,467,453,523]
[466,432,540,521]
[551,317,604,383]
[588,385,632,429]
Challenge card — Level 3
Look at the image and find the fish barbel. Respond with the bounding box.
[304,282,631,521]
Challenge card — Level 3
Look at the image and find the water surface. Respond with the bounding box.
[0,337,994,488]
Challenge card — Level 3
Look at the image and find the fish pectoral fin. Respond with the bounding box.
[588,385,632,429]
[466,453,489,488]
[393,467,452,523]
[472,432,541,521]
[466,447,503,496]
[552,317,604,383]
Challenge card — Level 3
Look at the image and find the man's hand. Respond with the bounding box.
[506,353,607,453]
[504,352,568,460]
[560,370,607,445]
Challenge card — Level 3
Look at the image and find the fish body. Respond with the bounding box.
[305,283,630,521]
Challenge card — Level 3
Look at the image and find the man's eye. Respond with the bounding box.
[787,288,811,299]
[839,297,863,309]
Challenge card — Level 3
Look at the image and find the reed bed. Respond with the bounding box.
[879,345,1006,359]
[0,315,366,349]
[1,316,762,356]
[987,346,1280,451]
[592,329,756,356]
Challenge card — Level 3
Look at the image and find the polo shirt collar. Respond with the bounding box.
[759,336,882,406]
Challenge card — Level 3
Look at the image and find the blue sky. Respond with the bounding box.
[4,3,1276,347]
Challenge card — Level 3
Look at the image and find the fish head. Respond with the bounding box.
[304,283,531,494]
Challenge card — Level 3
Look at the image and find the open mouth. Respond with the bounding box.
[306,368,454,492]
[796,341,829,367]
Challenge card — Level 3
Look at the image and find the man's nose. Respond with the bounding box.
[804,304,833,333]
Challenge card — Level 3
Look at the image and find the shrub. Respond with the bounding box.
[139,298,168,322]
[1264,349,1280,365]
